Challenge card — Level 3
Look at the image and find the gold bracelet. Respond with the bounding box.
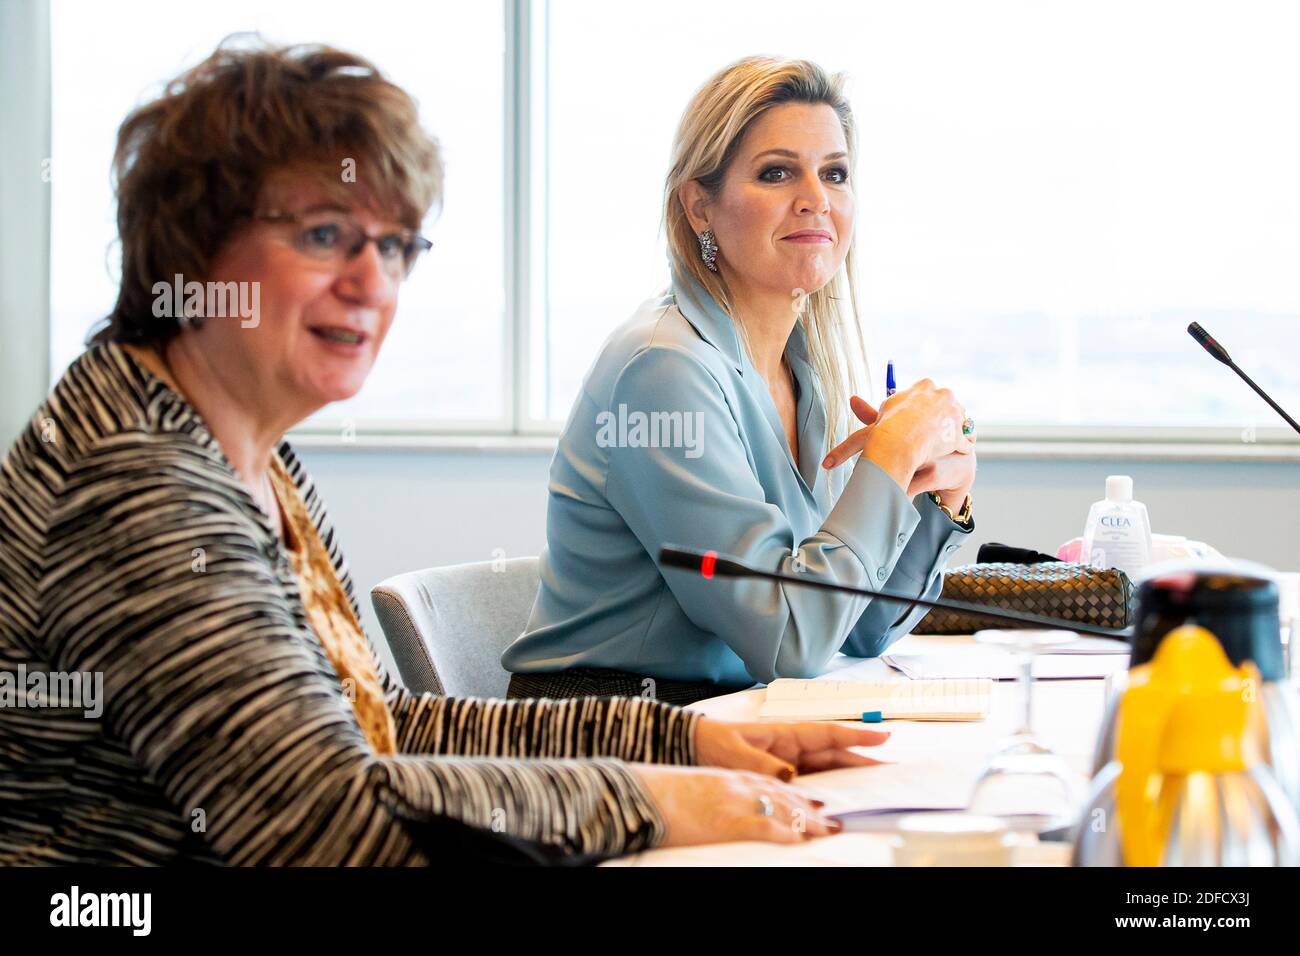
[929,492,973,528]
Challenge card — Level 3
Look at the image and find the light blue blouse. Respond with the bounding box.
[503,269,973,686]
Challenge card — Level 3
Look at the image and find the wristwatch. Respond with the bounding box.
[929,492,973,530]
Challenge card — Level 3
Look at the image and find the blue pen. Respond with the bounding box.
[885,360,896,397]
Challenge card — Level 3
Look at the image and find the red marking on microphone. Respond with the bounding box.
[701,550,718,579]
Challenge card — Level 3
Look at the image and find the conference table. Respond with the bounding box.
[607,632,1117,866]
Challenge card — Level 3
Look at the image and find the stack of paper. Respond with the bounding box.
[758,677,992,721]
[1043,637,1131,655]
[881,646,1129,680]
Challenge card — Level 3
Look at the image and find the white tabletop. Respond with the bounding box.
[607,633,1109,866]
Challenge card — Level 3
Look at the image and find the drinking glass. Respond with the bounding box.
[966,629,1087,831]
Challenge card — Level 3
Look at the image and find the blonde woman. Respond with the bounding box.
[505,57,977,702]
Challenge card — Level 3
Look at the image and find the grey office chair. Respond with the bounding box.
[370,557,540,699]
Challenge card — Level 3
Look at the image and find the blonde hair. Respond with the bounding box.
[664,56,870,454]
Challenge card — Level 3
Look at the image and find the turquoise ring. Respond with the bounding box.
[962,417,975,437]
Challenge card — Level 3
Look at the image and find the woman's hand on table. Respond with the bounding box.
[631,720,888,846]
[694,716,889,778]
[630,764,840,846]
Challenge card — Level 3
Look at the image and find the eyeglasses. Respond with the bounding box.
[256,210,433,279]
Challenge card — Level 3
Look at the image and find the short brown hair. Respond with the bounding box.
[94,34,443,346]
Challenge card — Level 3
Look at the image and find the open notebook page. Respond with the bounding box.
[758,677,993,721]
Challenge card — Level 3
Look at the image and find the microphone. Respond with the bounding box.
[1187,322,1300,436]
[659,546,1131,639]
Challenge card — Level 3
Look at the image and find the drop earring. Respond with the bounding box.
[697,229,719,272]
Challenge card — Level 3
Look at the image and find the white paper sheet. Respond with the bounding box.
[882,647,1129,680]
[795,757,979,817]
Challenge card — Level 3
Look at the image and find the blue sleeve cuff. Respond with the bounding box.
[821,457,922,586]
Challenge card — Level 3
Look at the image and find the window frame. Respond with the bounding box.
[27,0,1300,460]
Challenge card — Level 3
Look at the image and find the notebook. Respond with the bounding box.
[757,677,993,721]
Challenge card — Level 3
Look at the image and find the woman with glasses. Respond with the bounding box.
[0,39,887,865]
[504,57,977,703]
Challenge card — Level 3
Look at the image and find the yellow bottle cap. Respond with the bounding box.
[1149,623,1234,689]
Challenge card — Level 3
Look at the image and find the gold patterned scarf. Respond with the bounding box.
[121,343,396,755]
[269,454,397,755]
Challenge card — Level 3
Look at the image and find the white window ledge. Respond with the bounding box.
[286,429,1300,461]
[287,430,559,453]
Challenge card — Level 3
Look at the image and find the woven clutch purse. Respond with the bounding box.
[910,561,1136,634]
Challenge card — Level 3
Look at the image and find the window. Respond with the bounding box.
[534,0,1300,439]
[49,0,1300,442]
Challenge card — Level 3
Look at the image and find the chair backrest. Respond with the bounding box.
[370,557,540,699]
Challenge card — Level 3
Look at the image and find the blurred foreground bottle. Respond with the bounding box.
[1074,625,1298,866]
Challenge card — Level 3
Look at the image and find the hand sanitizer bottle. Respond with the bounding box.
[1081,475,1152,578]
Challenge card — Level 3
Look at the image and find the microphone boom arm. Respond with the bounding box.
[1188,321,1300,436]
[659,546,1131,639]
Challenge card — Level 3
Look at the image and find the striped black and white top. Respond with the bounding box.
[0,342,699,865]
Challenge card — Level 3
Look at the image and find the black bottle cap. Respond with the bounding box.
[1130,567,1284,681]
